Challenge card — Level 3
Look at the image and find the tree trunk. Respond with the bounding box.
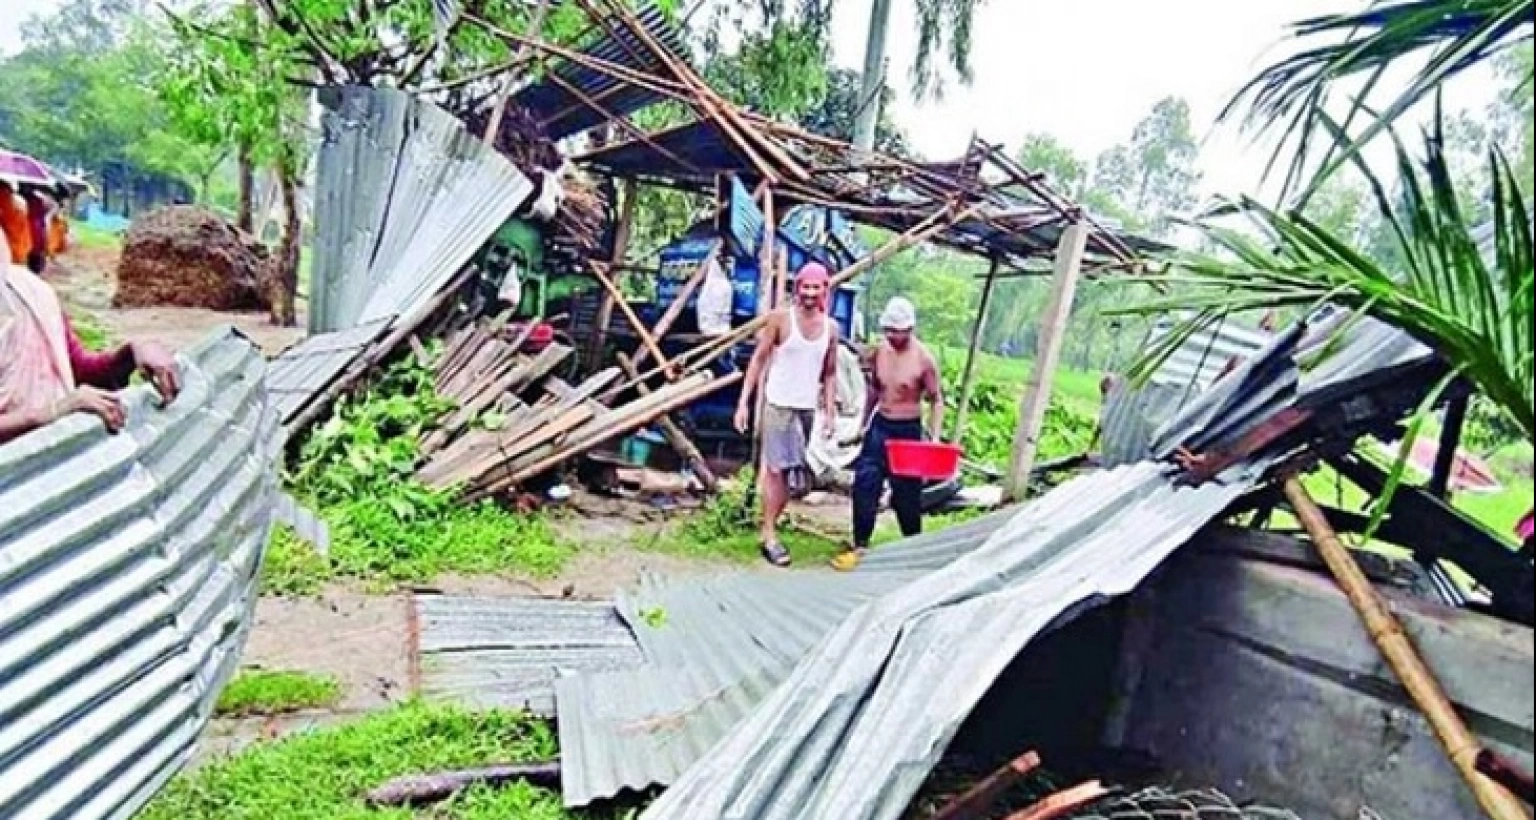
[270,160,301,327]
[853,0,893,152]
[237,142,255,233]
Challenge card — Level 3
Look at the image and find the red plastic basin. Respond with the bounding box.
[886,440,963,480]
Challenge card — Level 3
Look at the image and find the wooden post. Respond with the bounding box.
[1430,394,1469,499]
[589,261,669,373]
[588,179,636,367]
[1003,223,1087,503]
[952,257,1000,445]
[617,352,720,493]
[1282,478,1532,820]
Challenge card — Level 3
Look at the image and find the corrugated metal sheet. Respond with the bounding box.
[309,87,533,334]
[639,461,1266,820]
[0,327,278,820]
[555,511,1016,806]
[1100,318,1273,467]
[510,3,689,140]
[266,318,390,427]
[416,595,644,716]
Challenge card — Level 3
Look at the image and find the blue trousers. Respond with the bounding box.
[852,415,924,548]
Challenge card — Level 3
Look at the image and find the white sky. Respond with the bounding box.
[3,0,1504,203]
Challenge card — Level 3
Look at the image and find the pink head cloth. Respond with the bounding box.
[795,262,830,310]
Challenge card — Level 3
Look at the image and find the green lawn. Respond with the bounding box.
[932,346,1103,414]
[69,222,124,251]
[141,704,626,820]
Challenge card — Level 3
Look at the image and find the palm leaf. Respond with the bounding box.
[1113,113,1536,445]
[1224,0,1534,201]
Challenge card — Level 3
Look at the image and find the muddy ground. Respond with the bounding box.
[48,240,873,763]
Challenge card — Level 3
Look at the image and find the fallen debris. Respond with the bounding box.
[416,319,741,499]
[113,205,271,311]
[363,761,561,808]
[932,751,1043,820]
[1003,781,1107,820]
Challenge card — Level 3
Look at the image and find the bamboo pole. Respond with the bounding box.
[588,260,670,374]
[617,352,719,493]
[952,257,1000,445]
[1282,477,1531,820]
[625,238,721,375]
[481,0,550,145]
[1003,223,1087,503]
[1003,782,1108,820]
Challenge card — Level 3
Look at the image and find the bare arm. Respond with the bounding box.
[923,351,944,440]
[735,312,782,431]
[0,405,48,444]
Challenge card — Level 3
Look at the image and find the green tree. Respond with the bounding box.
[1016,133,1087,197]
[798,69,910,156]
[1089,97,1201,236]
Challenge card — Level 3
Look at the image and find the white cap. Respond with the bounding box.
[879,297,917,330]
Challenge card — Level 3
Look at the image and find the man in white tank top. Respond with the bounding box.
[735,262,840,566]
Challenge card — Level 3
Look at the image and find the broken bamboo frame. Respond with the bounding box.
[1282,477,1532,820]
[588,260,669,372]
[602,200,985,400]
[616,351,719,493]
[932,751,1043,820]
[472,370,742,499]
[621,237,722,381]
[952,256,1000,445]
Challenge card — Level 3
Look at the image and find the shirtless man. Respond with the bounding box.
[834,296,943,571]
[735,262,840,567]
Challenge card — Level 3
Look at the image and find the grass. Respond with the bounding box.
[932,347,1104,414]
[70,308,114,351]
[269,353,576,596]
[140,703,629,820]
[216,670,343,718]
[69,222,125,251]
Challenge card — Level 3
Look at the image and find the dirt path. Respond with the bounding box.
[49,244,304,356]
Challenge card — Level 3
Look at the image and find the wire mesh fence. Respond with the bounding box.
[1069,788,1303,820]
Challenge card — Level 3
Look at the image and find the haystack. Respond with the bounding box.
[114,206,271,311]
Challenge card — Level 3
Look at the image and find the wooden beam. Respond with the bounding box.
[1430,394,1469,499]
[588,179,636,366]
[1283,478,1532,820]
[625,238,721,376]
[951,257,1000,445]
[1002,782,1109,820]
[1003,223,1087,503]
[616,352,719,493]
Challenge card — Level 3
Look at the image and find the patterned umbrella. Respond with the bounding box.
[0,148,58,189]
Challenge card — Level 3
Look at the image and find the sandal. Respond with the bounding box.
[761,541,792,568]
[830,546,867,573]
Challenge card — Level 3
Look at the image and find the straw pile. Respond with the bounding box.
[461,105,609,254]
[113,206,271,311]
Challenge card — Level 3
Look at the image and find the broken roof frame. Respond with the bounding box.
[470,0,1156,278]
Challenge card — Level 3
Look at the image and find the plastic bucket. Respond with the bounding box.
[886,440,963,481]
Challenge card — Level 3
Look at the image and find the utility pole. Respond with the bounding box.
[1003,223,1088,502]
[853,0,893,152]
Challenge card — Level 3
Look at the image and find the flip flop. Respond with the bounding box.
[761,541,792,568]
[830,547,867,573]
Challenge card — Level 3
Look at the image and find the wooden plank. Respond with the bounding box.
[624,238,721,377]
[617,352,719,493]
[932,751,1042,820]
[589,260,670,373]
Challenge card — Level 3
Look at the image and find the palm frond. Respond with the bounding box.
[1224,0,1534,201]
[1114,115,1536,444]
